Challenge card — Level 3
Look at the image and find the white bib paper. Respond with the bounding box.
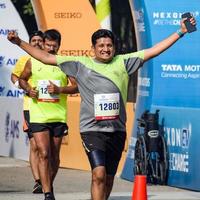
[94,93,120,120]
[38,80,60,102]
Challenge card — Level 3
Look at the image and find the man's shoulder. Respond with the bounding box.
[13,55,30,72]
[15,55,30,66]
[115,50,145,60]
[56,55,89,64]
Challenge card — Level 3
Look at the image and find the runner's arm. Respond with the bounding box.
[7,31,57,65]
[143,17,196,62]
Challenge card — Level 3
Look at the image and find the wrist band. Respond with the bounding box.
[176,29,184,38]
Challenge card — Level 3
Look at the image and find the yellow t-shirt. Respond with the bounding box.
[12,55,32,110]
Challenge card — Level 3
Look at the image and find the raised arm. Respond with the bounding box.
[144,17,196,62]
[7,31,57,65]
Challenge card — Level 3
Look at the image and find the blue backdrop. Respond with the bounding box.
[121,0,200,190]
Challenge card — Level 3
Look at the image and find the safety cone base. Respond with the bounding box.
[132,175,147,200]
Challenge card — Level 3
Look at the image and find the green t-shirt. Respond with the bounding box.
[30,58,68,123]
[56,50,144,133]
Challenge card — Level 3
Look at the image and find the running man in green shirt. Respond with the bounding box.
[18,29,78,200]
[7,16,196,200]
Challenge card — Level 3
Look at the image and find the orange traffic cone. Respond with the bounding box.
[132,175,147,200]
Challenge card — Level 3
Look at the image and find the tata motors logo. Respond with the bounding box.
[160,64,200,80]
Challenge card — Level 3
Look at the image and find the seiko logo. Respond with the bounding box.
[61,49,94,56]
[54,12,82,19]
[148,130,159,138]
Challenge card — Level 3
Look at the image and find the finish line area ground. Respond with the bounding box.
[0,156,199,200]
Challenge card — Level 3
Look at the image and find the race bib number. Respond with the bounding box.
[94,93,120,120]
[38,80,60,102]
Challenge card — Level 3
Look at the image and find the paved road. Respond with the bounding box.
[0,156,200,200]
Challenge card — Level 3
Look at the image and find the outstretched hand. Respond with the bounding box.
[7,31,21,46]
[180,17,196,33]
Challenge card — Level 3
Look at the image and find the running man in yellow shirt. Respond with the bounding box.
[11,30,44,194]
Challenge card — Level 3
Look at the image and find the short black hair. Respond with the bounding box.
[91,29,115,46]
[29,30,43,43]
[43,29,61,46]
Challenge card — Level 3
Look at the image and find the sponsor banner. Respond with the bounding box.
[152,106,200,190]
[0,0,29,98]
[0,97,29,160]
[31,0,100,56]
[122,0,200,190]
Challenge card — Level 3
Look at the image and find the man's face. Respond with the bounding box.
[92,37,115,63]
[43,38,59,55]
[30,36,43,49]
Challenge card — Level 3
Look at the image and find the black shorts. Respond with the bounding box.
[23,110,33,139]
[30,122,68,137]
[81,131,126,176]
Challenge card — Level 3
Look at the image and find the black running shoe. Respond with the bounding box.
[32,182,43,194]
[44,192,55,200]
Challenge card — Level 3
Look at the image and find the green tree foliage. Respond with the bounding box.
[23,1,34,15]
[12,0,33,15]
